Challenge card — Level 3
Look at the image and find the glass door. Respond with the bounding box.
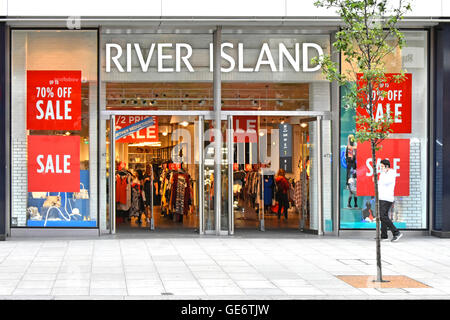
[201,115,233,235]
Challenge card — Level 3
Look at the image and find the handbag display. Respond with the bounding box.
[73,183,89,200]
[31,192,47,199]
[43,193,61,208]
[27,206,42,220]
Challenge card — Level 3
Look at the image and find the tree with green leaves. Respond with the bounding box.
[312,0,412,282]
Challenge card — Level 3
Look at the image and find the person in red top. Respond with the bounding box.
[275,168,290,220]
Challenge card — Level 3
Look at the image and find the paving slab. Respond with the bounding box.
[0,235,449,299]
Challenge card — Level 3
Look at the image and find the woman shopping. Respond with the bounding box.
[275,169,290,220]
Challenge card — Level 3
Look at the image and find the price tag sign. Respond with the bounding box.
[27,70,82,131]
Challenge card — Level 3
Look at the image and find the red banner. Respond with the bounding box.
[27,70,82,131]
[115,115,158,143]
[356,139,410,197]
[357,73,412,134]
[233,116,258,143]
[28,135,80,192]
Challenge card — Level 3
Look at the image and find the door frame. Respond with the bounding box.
[103,110,330,235]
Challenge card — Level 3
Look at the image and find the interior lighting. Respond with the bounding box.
[180,121,189,127]
[301,122,308,128]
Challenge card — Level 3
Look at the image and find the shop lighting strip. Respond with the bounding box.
[101,110,330,116]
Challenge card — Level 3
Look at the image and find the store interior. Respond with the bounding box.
[106,82,314,232]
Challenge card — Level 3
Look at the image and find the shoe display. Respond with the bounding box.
[391,233,403,242]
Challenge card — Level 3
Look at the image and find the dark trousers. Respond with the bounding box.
[379,200,399,238]
[277,193,289,219]
[348,192,357,207]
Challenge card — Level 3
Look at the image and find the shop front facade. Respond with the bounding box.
[0,16,444,238]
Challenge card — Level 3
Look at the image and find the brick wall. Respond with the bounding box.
[393,140,425,228]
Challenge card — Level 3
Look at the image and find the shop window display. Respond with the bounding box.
[11,30,98,227]
[339,31,428,229]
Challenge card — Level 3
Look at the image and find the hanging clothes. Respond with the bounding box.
[263,175,275,206]
[130,182,143,218]
[294,177,302,209]
[170,171,192,217]
[116,170,132,211]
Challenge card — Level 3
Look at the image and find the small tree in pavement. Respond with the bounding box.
[312,0,412,282]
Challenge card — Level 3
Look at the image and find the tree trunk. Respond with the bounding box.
[371,139,383,282]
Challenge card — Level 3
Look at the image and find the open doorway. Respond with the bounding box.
[108,115,200,232]
[232,116,316,231]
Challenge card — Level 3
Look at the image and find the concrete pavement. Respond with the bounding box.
[0,233,449,300]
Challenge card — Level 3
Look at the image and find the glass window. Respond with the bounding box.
[339,31,428,230]
[11,30,98,228]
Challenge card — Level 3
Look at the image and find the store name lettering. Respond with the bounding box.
[105,42,324,73]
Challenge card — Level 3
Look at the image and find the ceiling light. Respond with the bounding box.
[162,131,168,136]
[301,123,308,128]
[180,121,189,127]
[259,131,265,136]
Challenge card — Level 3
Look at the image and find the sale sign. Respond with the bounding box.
[27,70,82,131]
[233,116,258,143]
[356,139,410,197]
[115,115,158,143]
[356,73,412,134]
[28,135,80,192]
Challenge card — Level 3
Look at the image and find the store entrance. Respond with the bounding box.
[231,116,319,232]
[109,114,200,232]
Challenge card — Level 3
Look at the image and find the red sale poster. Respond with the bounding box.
[356,73,412,134]
[233,116,258,143]
[115,115,158,143]
[28,135,80,192]
[27,70,82,131]
[356,139,410,197]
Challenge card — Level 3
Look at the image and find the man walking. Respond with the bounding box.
[378,159,403,242]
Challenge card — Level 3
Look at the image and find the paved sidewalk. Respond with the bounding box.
[0,234,450,300]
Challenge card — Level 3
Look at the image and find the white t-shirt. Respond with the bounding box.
[378,169,397,202]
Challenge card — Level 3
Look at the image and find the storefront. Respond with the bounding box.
[2,19,438,238]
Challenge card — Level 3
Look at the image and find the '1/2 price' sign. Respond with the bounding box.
[27,70,82,131]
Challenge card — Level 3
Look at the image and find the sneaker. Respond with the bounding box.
[391,233,403,242]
